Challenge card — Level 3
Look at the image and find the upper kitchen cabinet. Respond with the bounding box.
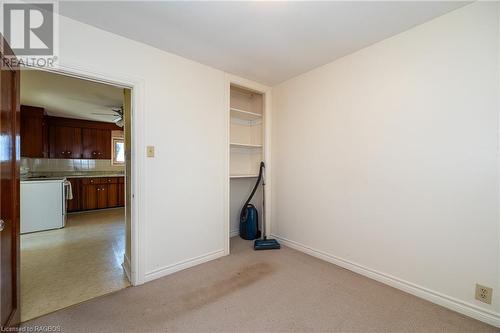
[82,128,111,160]
[48,124,82,159]
[20,105,46,158]
[46,116,120,160]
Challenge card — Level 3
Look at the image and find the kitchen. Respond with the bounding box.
[19,70,131,321]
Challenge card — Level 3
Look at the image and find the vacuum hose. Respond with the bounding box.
[240,161,265,222]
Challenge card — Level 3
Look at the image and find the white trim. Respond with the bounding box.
[144,249,225,282]
[122,253,131,282]
[223,77,231,256]
[230,229,239,237]
[272,234,500,328]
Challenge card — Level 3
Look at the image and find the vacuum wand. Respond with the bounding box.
[254,162,280,250]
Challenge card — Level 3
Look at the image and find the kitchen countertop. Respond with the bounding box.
[23,172,125,180]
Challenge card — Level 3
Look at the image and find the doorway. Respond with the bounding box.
[19,69,133,321]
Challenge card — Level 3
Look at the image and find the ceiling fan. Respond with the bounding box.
[91,106,124,127]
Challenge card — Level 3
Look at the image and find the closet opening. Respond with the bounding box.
[229,84,266,250]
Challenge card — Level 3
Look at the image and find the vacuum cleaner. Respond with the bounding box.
[239,161,280,250]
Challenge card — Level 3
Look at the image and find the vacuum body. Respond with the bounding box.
[239,204,260,240]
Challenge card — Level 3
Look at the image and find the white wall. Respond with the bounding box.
[55,14,268,283]
[272,2,500,325]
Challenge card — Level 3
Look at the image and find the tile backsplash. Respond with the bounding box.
[21,158,125,174]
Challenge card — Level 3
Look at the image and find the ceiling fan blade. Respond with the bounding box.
[91,112,115,116]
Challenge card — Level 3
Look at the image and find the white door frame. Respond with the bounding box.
[21,64,146,286]
[224,74,272,255]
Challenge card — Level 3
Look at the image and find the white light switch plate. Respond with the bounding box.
[147,146,155,158]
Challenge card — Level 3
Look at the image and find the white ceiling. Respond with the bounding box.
[58,1,469,85]
[21,70,123,122]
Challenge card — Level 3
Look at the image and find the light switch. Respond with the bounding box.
[146,146,155,158]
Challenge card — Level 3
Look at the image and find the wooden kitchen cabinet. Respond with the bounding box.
[97,185,108,209]
[74,177,124,212]
[118,183,125,207]
[107,183,119,207]
[21,115,121,160]
[20,105,46,158]
[82,128,111,159]
[82,183,98,210]
[49,125,82,159]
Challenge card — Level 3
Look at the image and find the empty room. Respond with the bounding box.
[1,1,500,332]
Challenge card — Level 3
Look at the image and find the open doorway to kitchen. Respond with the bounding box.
[19,69,132,321]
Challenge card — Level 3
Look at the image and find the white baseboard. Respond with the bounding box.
[230,229,239,237]
[122,253,131,283]
[271,234,500,328]
[144,249,225,282]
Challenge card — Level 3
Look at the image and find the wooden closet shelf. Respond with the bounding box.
[230,108,262,121]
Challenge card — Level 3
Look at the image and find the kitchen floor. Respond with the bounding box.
[20,208,130,322]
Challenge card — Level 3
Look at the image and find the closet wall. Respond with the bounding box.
[229,85,264,236]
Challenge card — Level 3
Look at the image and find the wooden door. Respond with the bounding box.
[97,185,108,209]
[49,126,82,159]
[66,178,80,212]
[107,183,118,208]
[118,181,125,207]
[83,128,111,159]
[98,129,111,159]
[48,125,66,158]
[0,37,21,328]
[82,128,98,159]
[20,105,44,158]
[67,127,82,159]
[83,184,97,210]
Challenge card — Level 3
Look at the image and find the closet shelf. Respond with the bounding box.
[230,143,263,149]
[230,108,262,121]
[230,174,259,179]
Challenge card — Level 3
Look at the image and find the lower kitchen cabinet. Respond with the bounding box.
[67,178,81,212]
[69,177,125,212]
[97,185,108,209]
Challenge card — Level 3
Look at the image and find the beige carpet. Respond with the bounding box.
[24,237,499,332]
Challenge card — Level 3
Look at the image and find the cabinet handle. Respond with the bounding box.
[61,151,65,155]
[0,219,4,231]
[68,151,71,154]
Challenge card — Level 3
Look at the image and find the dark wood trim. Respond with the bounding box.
[13,60,21,328]
[45,116,122,131]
